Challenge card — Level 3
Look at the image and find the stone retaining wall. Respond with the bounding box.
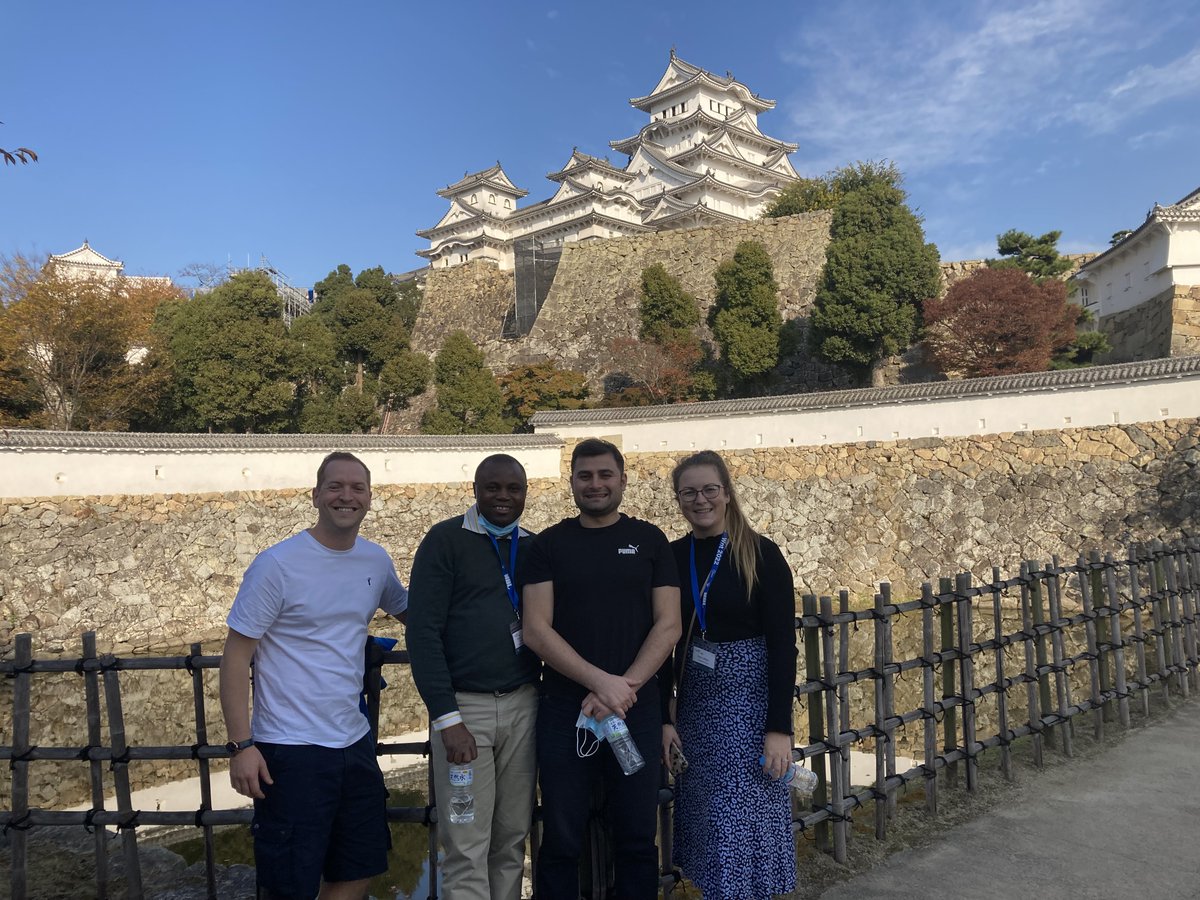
[1097,285,1200,364]
[4,417,1198,807]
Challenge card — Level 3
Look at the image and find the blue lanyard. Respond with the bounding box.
[487,532,521,618]
[689,533,728,638]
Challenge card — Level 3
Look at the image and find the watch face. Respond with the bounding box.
[225,741,239,753]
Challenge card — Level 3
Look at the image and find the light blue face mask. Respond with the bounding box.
[479,514,518,538]
[575,711,607,758]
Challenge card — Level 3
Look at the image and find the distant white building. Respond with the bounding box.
[417,51,799,270]
[46,240,172,288]
[45,241,173,364]
[1074,186,1200,361]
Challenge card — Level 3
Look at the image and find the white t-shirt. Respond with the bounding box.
[228,530,409,747]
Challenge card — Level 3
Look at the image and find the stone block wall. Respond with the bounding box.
[408,212,841,390]
[4,417,1199,805]
[1097,285,1175,363]
[1170,285,1200,356]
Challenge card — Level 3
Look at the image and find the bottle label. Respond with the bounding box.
[448,767,473,787]
[602,716,629,739]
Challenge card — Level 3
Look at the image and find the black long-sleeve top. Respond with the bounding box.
[660,532,798,734]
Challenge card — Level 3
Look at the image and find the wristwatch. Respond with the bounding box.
[224,737,255,755]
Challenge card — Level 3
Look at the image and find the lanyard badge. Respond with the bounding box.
[488,532,524,652]
[689,533,728,642]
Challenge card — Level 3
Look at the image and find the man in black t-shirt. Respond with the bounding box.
[524,438,681,900]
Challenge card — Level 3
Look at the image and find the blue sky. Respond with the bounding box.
[4,0,1198,289]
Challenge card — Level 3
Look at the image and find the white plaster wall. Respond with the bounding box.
[0,445,564,500]
[535,375,1200,453]
[1084,228,1171,316]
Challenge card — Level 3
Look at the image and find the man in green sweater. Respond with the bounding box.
[407,454,539,900]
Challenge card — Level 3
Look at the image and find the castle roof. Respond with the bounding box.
[629,51,775,114]
[1077,184,1200,275]
[47,240,124,273]
[610,107,797,157]
[436,163,528,199]
[547,149,633,183]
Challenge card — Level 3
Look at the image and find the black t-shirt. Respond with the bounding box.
[524,514,680,706]
[665,532,798,733]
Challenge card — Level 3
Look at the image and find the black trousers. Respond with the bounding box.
[535,692,662,899]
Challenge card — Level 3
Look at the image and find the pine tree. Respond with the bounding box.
[809,182,941,384]
[421,331,507,434]
[710,241,782,387]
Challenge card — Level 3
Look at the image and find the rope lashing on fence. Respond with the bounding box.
[9,745,37,768]
[2,811,34,835]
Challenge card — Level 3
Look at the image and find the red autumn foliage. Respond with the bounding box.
[922,267,1076,378]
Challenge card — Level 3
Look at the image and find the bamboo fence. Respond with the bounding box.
[3,539,1198,900]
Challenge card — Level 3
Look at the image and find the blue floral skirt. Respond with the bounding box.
[673,635,796,900]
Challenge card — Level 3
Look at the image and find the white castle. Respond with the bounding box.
[418,51,799,270]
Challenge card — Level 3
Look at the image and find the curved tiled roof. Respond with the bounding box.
[531,356,1200,427]
[0,430,562,451]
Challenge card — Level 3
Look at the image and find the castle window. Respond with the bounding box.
[681,101,687,112]
[470,193,478,204]
[489,193,496,204]
[504,198,511,209]
[1079,285,1092,306]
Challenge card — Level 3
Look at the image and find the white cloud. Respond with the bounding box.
[779,0,1200,174]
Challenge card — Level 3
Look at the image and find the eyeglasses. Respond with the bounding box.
[676,484,722,503]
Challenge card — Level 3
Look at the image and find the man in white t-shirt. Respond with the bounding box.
[219,452,408,900]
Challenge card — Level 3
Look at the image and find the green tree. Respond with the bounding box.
[988,229,1073,282]
[313,263,355,301]
[764,160,901,218]
[499,361,589,430]
[421,331,506,434]
[639,264,699,343]
[378,350,432,433]
[809,182,941,384]
[710,241,782,387]
[157,271,295,432]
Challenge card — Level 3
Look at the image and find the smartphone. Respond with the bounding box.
[669,744,689,776]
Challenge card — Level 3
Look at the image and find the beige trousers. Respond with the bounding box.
[431,683,537,900]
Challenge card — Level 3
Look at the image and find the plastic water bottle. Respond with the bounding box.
[447,763,475,824]
[761,755,819,794]
[600,715,645,775]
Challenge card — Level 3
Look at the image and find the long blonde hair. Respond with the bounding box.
[671,450,759,601]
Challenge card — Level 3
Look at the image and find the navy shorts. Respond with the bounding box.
[252,733,391,898]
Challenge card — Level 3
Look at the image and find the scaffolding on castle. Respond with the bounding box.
[221,255,312,326]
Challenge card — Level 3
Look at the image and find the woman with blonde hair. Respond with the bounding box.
[660,449,798,899]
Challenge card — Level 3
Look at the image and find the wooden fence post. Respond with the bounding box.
[819,595,847,864]
[838,590,852,801]
[1162,544,1189,700]
[1103,553,1131,729]
[1128,545,1152,717]
[1089,550,1114,722]
[102,656,144,898]
[1047,557,1075,757]
[1179,545,1200,693]
[188,642,217,900]
[1147,542,1173,701]
[10,633,32,900]
[873,591,888,840]
[920,582,939,813]
[991,567,1012,781]
[1027,560,1055,749]
[880,583,897,820]
[1018,563,1044,768]
[82,632,111,899]
[1078,555,1105,741]
[938,577,958,788]
[802,594,829,852]
[955,572,978,792]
